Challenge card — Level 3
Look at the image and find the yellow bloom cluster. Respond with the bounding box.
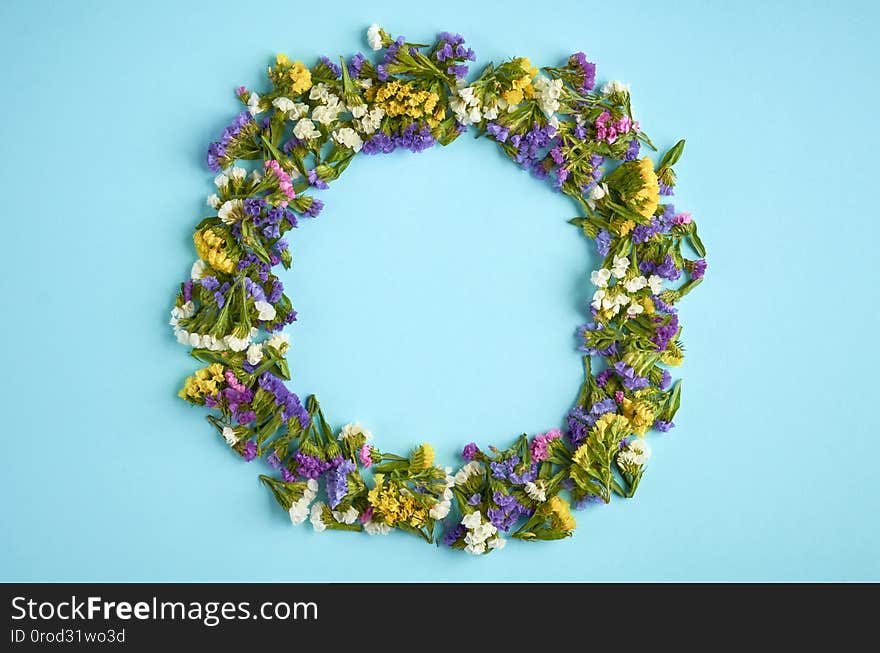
[632,157,660,219]
[367,474,430,528]
[369,81,444,125]
[546,496,576,532]
[500,58,537,105]
[194,228,235,274]
[178,363,224,401]
[409,443,435,472]
[622,396,655,436]
[272,53,313,95]
[660,342,684,366]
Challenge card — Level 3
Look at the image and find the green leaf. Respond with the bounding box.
[658,139,685,169]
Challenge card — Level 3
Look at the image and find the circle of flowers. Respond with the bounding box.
[170,25,708,555]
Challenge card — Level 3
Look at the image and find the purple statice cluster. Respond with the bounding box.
[640,254,681,280]
[244,439,258,462]
[486,122,509,142]
[613,361,650,391]
[319,55,341,78]
[257,372,310,427]
[326,459,357,507]
[632,204,675,244]
[568,52,597,93]
[566,397,618,445]
[348,52,366,78]
[434,32,475,78]
[461,442,479,460]
[510,122,558,176]
[237,252,271,282]
[302,197,324,219]
[654,419,675,433]
[376,35,407,81]
[595,229,612,257]
[489,456,538,485]
[443,523,466,546]
[244,197,298,241]
[487,491,530,531]
[692,259,707,280]
[577,322,618,357]
[361,123,436,155]
[206,111,253,172]
[596,368,614,387]
[307,168,329,190]
[293,451,332,479]
[204,369,256,425]
[467,493,481,506]
[580,154,605,194]
[651,313,679,352]
[199,275,231,309]
[624,138,641,161]
[574,493,605,510]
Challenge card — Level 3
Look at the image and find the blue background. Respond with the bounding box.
[2,0,878,581]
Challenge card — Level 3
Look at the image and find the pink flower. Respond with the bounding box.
[360,506,374,523]
[358,444,372,467]
[236,86,247,97]
[614,390,625,403]
[545,429,562,441]
[672,212,692,226]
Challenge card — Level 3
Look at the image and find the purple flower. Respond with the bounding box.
[655,254,681,281]
[659,182,674,196]
[307,168,329,190]
[294,452,330,479]
[443,524,466,546]
[362,132,396,155]
[267,452,281,469]
[281,468,296,482]
[569,52,596,92]
[303,198,324,218]
[659,369,672,390]
[462,442,479,460]
[574,493,605,510]
[467,493,481,506]
[652,314,679,352]
[692,259,707,280]
[376,64,388,82]
[613,361,649,390]
[486,122,509,143]
[243,440,257,462]
[595,229,611,257]
[326,459,357,508]
[624,138,640,161]
[654,419,675,432]
[319,56,341,78]
[348,52,366,78]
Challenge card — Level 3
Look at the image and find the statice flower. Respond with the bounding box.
[652,314,679,352]
[654,419,675,432]
[443,523,466,546]
[595,229,612,257]
[243,439,257,462]
[613,361,650,390]
[692,259,707,280]
[326,459,357,508]
[462,442,479,460]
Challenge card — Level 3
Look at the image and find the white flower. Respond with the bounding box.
[461,510,483,530]
[648,275,663,294]
[367,24,384,51]
[591,289,617,312]
[619,438,651,467]
[293,118,321,140]
[350,103,368,119]
[357,78,373,89]
[266,333,289,353]
[482,103,499,120]
[206,194,221,209]
[587,183,608,209]
[524,480,547,502]
[246,342,264,366]
[333,506,359,524]
[224,333,251,352]
[602,80,631,96]
[590,268,611,288]
[214,173,229,189]
[364,518,391,535]
[218,199,243,225]
[304,478,319,502]
[289,498,310,525]
[471,522,497,543]
[454,461,482,486]
[309,502,327,532]
[309,83,332,103]
[611,255,630,279]
[338,422,372,441]
[332,127,363,153]
[624,275,648,293]
[357,107,384,134]
[429,500,451,519]
[250,169,263,183]
[247,91,262,115]
[254,300,276,321]
[626,300,644,316]
[312,98,344,125]
[222,427,239,446]
[229,167,246,182]
[488,536,506,550]
[272,98,307,119]
[613,293,631,307]
[533,76,563,115]
[465,542,486,555]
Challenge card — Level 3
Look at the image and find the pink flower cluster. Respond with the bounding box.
[530,429,563,462]
[595,110,638,144]
[358,444,372,467]
[672,211,692,226]
[264,159,296,206]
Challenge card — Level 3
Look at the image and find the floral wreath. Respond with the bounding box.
[170,25,707,555]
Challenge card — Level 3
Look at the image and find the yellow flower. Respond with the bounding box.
[621,398,654,436]
[660,343,684,366]
[374,81,439,121]
[617,219,635,236]
[514,57,538,78]
[641,297,655,314]
[632,157,660,219]
[178,363,226,401]
[410,443,435,472]
[194,229,236,274]
[288,60,313,95]
[276,53,291,67]
[501,88,524,105]
[547,496,576,531]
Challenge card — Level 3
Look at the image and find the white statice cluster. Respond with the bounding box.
[533,76,563,116]
[246,342,263,366]
[350,102,384,135]
[332,506,360,524]
[293,117,321,140]
[247,91,262,115]
[602,80,631,97]
[338,422,373,442]
[429,471,456,519]
[207,168,246,209]
[332,126,363,153]
[289,479,320,525]
[460,510,504,555]
[266,332,289,354]
[222,426,239,446]
[218,198,244,225]
[453,461,483,486]
[309,83,345,125]
[254,300,276,321]
[449,83,500,126]
[170,301,258,352]
[590,256,664,318]
[524,479,547,502]
[618,437,651,469]
[587,182,609,209]
[367,24,384,51]
[271,96,308,120]
[363,516,391,535]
